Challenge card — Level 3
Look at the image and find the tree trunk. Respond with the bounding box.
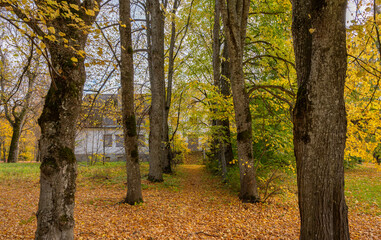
[2,141,6,162]
[211,0,222,167]
[33,3,100,238]
[7,119,23,163]
[120,0,143,204]
[220,0,260,203]
[36,49,85,240]
[147,0,165,182]
[162,0,180,174]
[220,43,234,166]
[292,0,350,239]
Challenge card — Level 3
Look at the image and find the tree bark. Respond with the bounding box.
[147,0,165,182]
[220,0,260,202]
[292,0,350,239]
[120,0,143,204]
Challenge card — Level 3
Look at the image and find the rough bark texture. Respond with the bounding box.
[32,1,100,239]
[292,0,350,239]
[147,0,165,182]
[36,49,84,240]
[120,0,143,204]
[220,0,260,202]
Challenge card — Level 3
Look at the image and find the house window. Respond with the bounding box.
[116,134,124,147]
[103,134,113,147]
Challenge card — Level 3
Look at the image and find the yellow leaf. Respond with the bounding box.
[70,4,79,11]
[48,27,55,34]
[309,28,316,34]
[71,57,78,62]
[85,9,95,16]
[40,42,46,49]
[59,32,66,37]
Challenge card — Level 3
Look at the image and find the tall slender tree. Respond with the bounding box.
[147,0,165,182]
[292,0,350,239]
[212,0,233,180]
[220,0,260,202]
[120,0,143,204]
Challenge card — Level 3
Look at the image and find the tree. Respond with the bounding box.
[1,0,101,238]
[147,0,166,182]
[211,0,233,180]
[0,39,38,163]
[120,0,143,204]
[292,0,350,239]
[220,0,260,202]
[162,0,194,174]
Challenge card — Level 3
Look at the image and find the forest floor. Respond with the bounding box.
[0,161,380,239]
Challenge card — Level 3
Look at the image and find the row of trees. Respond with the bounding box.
[0,0,380,239]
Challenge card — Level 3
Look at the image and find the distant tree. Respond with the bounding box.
[0,41,39,163]
[292,0,350,239]
[211,0,233,180]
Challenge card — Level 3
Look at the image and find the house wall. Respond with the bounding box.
[75,127,149,162]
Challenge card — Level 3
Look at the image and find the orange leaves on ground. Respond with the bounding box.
[0,164,380,239]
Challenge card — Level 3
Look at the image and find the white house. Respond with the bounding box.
[75,93,149,162]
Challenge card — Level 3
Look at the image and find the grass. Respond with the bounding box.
[345,163,381,215]
[0,162,40,182]
[0,161,183,191]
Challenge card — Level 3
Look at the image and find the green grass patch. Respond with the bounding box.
[345,164,381,216]
[0,162,40,182]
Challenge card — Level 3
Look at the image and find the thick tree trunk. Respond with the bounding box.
[120,0,143,204]
[220,0,260,202]
[35,48,85,239]
[33,2,99,238]
[147,0,165,182]
[292,0,350,239]
[7,119,23,163]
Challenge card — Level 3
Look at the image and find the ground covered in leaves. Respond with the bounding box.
[0,162,380,239]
